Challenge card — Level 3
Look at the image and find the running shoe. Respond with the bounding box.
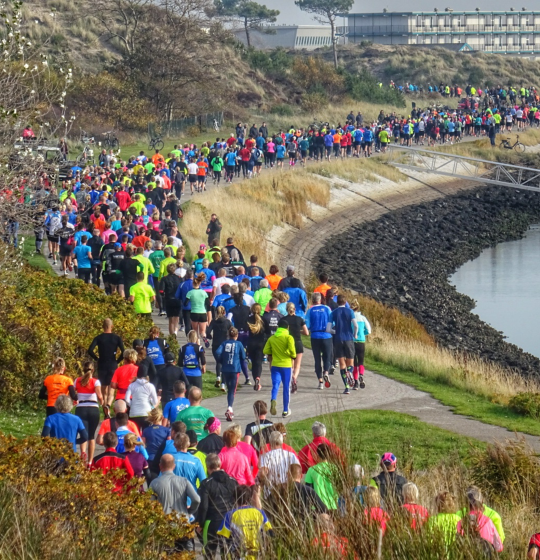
[282,410,291,418]
[215,376,221,388]
[254,378,260,391]
[343,387,350,395]
[323,373,331,388]
[353,380,359,391]
[203,338,210,349]
[102,404,110,419]
[360,376,366,389]
[68,263,73,272]
[48,253,53,258]
[318,381,324,390]
[53,259,57,266]
[270,399,277,416]
[329,364,335,376]
[244,378,252,386]
[346,368,355,388]
[221,383,226,392]
[263,355,268,364]
[159,311,166,317]
[225,409,234,422]
[291,379,297,394]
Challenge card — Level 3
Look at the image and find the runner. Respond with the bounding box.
[39,357,78,417]
[41,395,88,453]
[305,292,333,389]
[215,327,249,421]
[180,330,206,389]
[281,303,308,394]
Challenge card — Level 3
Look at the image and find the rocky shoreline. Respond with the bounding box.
[316,185,540,376]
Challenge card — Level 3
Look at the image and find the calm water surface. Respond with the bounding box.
[450,226,540,358]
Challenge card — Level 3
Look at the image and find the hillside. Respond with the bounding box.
[316,43,540,88]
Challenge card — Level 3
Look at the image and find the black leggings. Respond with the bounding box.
[75,406,100,441]
[131,416,151,431]
[212,348,222,377]
[247,344,264,381]
[354,342,366,367]
[223,371,239,408]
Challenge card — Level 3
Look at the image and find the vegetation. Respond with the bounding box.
[0,434,190,559]
[0,265,148,407]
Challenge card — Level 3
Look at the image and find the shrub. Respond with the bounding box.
[468,439,540,507]
[269,104,293,117]
[343,68,406,108]
[301,91,329,113]
[0,266,149,407]
[0,434,190,559]
[508,392,540,418]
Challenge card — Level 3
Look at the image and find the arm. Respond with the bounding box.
[76,428,89,445]
[125,384,132,404]
[68,385,78,402]
[186,481,201,515]
[199,347,206,374]
[195,482,209,526]
[41,420,51,438]
[39,383,47,401]
[326,321,335,335]
[95,385,104,406]
[88,337,99,361]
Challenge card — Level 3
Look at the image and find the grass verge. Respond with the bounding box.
[22,236,53,273]
[286,409,482,472]
[365,355,540,437]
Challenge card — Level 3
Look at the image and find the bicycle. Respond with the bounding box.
[79,128,95,145]
[76,145,94,165]
[102,130,120,149]
[499,135,525,153]
[148,135,164,151]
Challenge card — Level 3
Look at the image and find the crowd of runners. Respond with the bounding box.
[12,84,540,557]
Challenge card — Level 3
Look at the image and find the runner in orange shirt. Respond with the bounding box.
[313,273,332,299]
[151,150,165,166]
[39,357,78,416]
[265,265,283,291]
[110,349,139,402]
[332,130,342,158]
[197,157,209,192]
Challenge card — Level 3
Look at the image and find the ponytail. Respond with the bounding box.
[52,357,65,374]
[80,360,94,387]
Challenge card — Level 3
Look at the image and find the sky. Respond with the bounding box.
[265,1,536,26]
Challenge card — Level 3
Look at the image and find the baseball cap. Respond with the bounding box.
[114,242,121,248]
[286,265,295,273]
[381,452,397,467]
[165,352,175,363]
[133,339,144,348]
[199,243,206,250]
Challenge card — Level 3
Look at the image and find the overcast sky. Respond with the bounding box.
[266,1,536,26]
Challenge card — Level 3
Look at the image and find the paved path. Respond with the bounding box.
[49,165,540,451]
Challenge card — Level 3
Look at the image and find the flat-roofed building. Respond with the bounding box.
[233,25,341,50]
[344,11,540,56]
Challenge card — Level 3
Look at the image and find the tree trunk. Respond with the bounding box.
[244,17,251,47]
[330,16,337,69]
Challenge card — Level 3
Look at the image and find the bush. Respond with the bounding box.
[343,68,406,108]
[0,267,149,407]
[301,91,329,113]
[509,392,540,418]
[270,104,293,117]
[0,434,190,559]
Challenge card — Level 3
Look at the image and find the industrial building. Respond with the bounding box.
[344,10,540,56]
[233,25,341,50]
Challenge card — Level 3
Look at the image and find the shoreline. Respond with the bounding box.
[315,185,540,376]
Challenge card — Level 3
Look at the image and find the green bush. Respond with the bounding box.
[270,104,294,116]
[0,266,149,407]
[343,68,406,108]
[0,434,190,559]
[509,392,540,418]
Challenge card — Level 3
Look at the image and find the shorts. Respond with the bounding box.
[294,340,304,355]
[333,339,355,360]
[60,246,72,257]
[166,300,181,318]
[47,235,59,243]
[365,141,373,147]
[108,273,124,286]
[301,150,308,158]
[325,146,332,153]
[190,312,207,323]
[354,141,361,147]
[188,174,197,183]
[288,152,297,159]
[98,363,117,386]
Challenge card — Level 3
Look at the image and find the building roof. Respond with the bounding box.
[346,10,540,16]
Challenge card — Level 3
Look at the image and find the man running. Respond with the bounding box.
[87,318,125,418]
[326,294,358,395]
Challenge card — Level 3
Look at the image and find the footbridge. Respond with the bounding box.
[386,145,540,193]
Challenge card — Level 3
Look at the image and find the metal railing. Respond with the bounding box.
[386,145,540,193]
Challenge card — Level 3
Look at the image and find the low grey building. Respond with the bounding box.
[233,25,342,50]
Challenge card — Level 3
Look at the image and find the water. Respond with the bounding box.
[450,225,540,358]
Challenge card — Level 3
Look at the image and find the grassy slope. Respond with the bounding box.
[22,236,53,273]
[364,356,540,437]
[287,409,482,471]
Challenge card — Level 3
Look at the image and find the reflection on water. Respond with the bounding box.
[450,225,540,358]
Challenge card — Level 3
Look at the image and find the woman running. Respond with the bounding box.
[282,303,308,394]
[39,357,78,417]
[247,303,266,392]
[125,368,158,431]
[207,305,232,389]
[351,301,371,391]
[74,360,103,466]
[185,272,211,344]
[179,330,206,389]
[226,292,252,386]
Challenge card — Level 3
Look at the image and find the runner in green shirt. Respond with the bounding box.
[129,195,145,216]
[159,248,177,280]
[129,272,155,315]
[304,444,339,510]
[133,248,155,282]
[174,387,214,438]
[144,161,155,174]
[210,155,224,185]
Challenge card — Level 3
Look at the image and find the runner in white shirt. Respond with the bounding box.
[213,268,235,297]
[258,432,299,485]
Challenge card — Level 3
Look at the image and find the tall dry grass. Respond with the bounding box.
[309,154,408,183]
[367,327,540,402]
[181,171,330,266]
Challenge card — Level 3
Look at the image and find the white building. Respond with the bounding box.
[344,11,540,56]
[233,25,340,50]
